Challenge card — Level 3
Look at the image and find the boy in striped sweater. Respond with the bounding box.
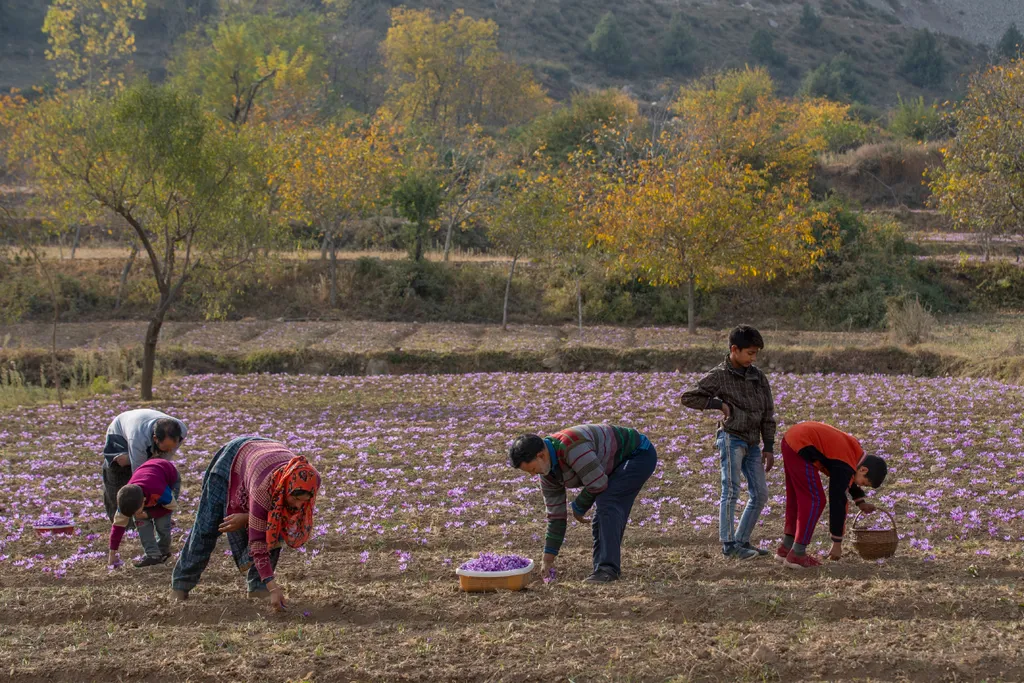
[509,424,657,583]
[779,421,888,568]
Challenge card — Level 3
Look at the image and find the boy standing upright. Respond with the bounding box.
[681,325,776,559]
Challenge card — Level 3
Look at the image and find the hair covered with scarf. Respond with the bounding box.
[266,455,321,549]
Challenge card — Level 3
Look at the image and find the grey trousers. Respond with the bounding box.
[138,514,172,559]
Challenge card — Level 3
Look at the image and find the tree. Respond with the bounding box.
[0,92,65,407]
[486,170,562,329]
[799,4,822,35]
[800,53,862,103]
[750,29,787,68]
[601,135,824,333]
[435,130,505,262]
[659,12,696,73]
[169,12,325,126]
[900,29,946,87]
[997,23,1024,62]
[275,120,403,303]
[382,8,548,144]
[550,162,606,334]
[42,0,146,92]
[673,67,835,186]
[393,169,443,262]
[931,60,1024,261]
[587,12,631,74]
[15,84,276,399]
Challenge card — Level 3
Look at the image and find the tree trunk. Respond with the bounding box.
[443,219,455,262]
[50,284,62,409]
[140,314,165,401]
[414,224,425,262]
[320,234,329,261]
[502,255,518,330]
[984,234,991,263]
[115,244,138,311]
[576,278,583,335]
[329,233,338,308]
[687,273,696,335]
[70,224,81,259]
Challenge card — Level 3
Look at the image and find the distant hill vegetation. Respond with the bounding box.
[2,0,1022,107]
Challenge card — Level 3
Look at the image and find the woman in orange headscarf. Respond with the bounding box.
[171,437,321,611]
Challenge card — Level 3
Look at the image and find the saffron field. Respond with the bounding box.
[1,371,1024,682]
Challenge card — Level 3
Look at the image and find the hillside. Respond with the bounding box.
[2,0,1022,106]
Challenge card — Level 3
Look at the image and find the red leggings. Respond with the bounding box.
[782,439,826,546]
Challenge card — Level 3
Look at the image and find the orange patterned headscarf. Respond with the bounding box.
[266,455,321,549]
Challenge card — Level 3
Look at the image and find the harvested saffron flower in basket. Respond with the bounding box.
[458,552,531,572]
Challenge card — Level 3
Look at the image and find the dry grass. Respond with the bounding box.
[886,296,936,346]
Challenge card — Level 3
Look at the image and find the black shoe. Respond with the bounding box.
[585,569,619,583]
[741,542,771,557]
[134,555,168,568]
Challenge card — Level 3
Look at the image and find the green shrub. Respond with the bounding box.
[900,29,946,87]
[800,53,862,103]
[804,203,953,327]
[526,89,639,162]
[888,94,948,141]
[587,12,631,74]
[817,116,872,153]
[799,4,822,34]
[659,12,696,72]
[997,23,1023,61]
[750,29,787,67]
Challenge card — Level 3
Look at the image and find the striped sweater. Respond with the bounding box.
[227,440,294,582]
[540,424,649,556]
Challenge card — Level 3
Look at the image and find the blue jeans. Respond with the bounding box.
[171,436,279,593]
[717,431,768,547]
[592,444,658,577]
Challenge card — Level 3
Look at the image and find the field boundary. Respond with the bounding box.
[0,343,993,385]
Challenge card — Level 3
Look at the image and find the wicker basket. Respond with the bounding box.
[456,559,534,592]
[850,509,898,560]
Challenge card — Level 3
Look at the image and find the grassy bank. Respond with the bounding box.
[2,316,1022,395]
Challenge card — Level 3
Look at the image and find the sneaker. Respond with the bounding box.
[774,544,790,563]
[741,542,770,557]
[784,551,822,569]
[724,545,759,560]
[133,555,168,568]
[584,569,619,583]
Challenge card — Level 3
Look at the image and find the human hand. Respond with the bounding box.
[218,513,249,533]
[269,586,288,612]
[721,403,732,419]
[572,509,588,524]
[107,550,121,568]
[762,450,775,473]
[114,453,130,467]
[858,501,877,514]
[541,553,556,574]
[828,541,842,561]
[134,510,149,521]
